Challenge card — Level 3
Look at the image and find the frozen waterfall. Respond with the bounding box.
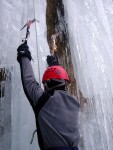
[63,0,113,150]
[0,0,49,150]
[0,0,113,150]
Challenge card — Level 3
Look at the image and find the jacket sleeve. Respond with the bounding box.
[19,57,44,109]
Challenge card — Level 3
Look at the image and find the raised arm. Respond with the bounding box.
[17,43,44,109]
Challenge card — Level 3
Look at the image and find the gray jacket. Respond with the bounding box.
[19,57,80,149]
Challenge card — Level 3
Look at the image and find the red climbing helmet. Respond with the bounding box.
[42,66,70,83]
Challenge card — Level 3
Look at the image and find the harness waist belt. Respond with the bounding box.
[47,147,79,150]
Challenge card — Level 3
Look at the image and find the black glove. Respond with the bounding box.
[46,55,59,66]
[17,42,32,62]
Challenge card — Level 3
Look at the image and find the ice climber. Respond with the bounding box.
[17,42,80,150]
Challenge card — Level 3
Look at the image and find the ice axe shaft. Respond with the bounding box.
[20,18,39,43]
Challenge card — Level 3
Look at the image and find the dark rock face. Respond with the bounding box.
[46,0,77,96]
[0,67,12,150]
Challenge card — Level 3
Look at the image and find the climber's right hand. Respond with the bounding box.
[17,42,32,62]
[46,55,59,66]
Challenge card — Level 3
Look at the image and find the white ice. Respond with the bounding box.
[0,0,49,150]
[63,0,113,150]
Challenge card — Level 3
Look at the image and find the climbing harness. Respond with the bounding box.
[20,18,39,43]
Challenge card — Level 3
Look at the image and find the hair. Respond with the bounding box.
[44,79,66,92]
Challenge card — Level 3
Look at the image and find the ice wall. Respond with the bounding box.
[0,0,49,150]
[63,0,113,150]
[1,0,113,150]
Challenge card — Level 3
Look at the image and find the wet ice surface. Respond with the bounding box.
[63,0,113,150]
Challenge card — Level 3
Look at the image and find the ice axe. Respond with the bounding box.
[20,18,39,44]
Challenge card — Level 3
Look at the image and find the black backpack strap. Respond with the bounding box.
[34,92,50,114]
[34,92,51,150]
